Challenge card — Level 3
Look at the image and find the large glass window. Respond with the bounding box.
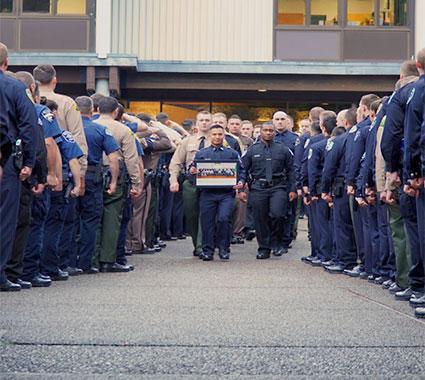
[347,0,375,26]
[0,0,13,13]
[277,0,305,25]
[57,0,86,15]
[380,0,407,26]
[311,0,338,25]
[23,0,52,13]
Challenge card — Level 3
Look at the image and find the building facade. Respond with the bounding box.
[2,0,424,122]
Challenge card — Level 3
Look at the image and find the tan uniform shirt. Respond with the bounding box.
[375,116,387,193]
[40,89,88,175]
[169,134,210,184]
[96,116,141,186]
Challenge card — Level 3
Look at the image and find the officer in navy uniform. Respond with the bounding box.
[403,48,425,315]
[0,43,37,292]
[192,124,245,261]
[242,122,297,259]
[321,108,358,274]
[73,96,120,273]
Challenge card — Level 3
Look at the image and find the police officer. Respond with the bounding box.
[73,96,120,273]
[242,122,296,259]
[192,124,245,261]
[0,43,37,291]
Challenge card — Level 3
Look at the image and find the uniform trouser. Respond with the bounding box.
[159,173,174,238]
[95,176,126,265]
[330,209,338,262]
[400,193,424,291]
[350,195,365,265]
[333,193,357,268]
[309,201,320,258]
[126,184,151,252]
[58,197,77,270]
[0,156,22,284]
[388,199,411,289]
[293,196,303,239]
[76,177,103,270]
[250,186,287,254]
[21,190,49,281]
[416,188,425,281]
[6,182,33,282]
[233,197,247,236]
[182,179,202,252]
[282,199,296,248]
[200,190,235,255]
[245,196,255,231]
[316,199,333,261]
[171,189,184,237]
[145,181,159,247]
[40,189,68,276]
[377,200,396,279]
[365,204,380,276]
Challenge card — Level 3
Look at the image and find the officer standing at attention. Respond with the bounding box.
[191,124,245,261]
[0,43,37,291]
[241,123,297,259]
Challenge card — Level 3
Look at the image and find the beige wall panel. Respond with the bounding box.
[111,0,273,61]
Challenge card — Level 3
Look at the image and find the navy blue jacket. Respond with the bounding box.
[274,129,300,155]
[301,134,325,189]
[294,132,310,190]
[308,138,327,196]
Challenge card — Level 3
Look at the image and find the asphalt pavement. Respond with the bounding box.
[1,220,425,379]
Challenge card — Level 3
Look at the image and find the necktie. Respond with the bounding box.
[265,145,273,183]
[198,136,205,150]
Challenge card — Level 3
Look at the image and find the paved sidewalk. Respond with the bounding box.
[1,221,425,379]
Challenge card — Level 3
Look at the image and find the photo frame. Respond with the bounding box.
[195,160,238,188]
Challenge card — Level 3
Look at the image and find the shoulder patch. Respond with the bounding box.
[61,130,76,143]
[326,140,334,152]
[407,88,415,105]
[41,108,54,122]
[304,138,310,149]
[307,148,313,160]
[295,137,301,146]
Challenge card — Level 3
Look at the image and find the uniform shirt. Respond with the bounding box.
[169,134,211,184]
[140,130,173,171]
[345,116,371,186]
[0,71,36,167]
[193,144,246,190]
[274,129,300,155]
[242,140,295,192]
[307,139,328,197]
[404,74,425,179]
[224,133,242,155]
[294,133,310,190]
[381,77,418,173]
[95,116,141,186]
[35,104,62,139]
[301,134,325,189]
[122,120,145,157]
[82,116,120,166]
[55,130,84,163]
[40,89,88,175]
[321,132,349,194]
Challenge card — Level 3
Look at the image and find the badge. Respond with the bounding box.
[42,109,54,122]
[61,130,76,143]
[307,148,313,160]
[407,88,415,105]
[354,130,361,142]
[304,138,310,149]
[326,140,334,152]
[295,138,300,146]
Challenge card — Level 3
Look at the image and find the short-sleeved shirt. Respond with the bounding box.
[82,116,120,165]
[35,104,62,139]
[122,120,144,157]
[55,130,84,162]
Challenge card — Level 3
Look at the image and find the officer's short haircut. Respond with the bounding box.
[0,42,8,66]
[4,70,15,78]
[156,112,169,123]
[417,47,425,69]
[137,113,152,123]
[182,119,194,131]
[44,99,59,112]
[242,120,253,126]
[33,64,56,85]
[370,99,381,115]
[90,93,105,112]
[400,60,419,77]
[98,96,119,114]
[360,94,380,110]
[210,124,225,131]
[323,116,337,135]
[34,81,40,98]
[310,120,321,134]
[213,112,227,120]
[331,126,346,137]
[15,71,35,89]
[229,114,242,121]
[115,103,125,120]
[261,121,274,129]
[75,96,93,115]
[309,106,325,122]
[197,110,211,119]
[320,110,336,123]
[344,107,357,127]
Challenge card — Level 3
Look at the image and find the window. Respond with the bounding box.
[347,0,375,26]
[311,0,338,25]
[277,0,306,25]
[57,0,86,15]
[23,0,52,13]
[380,0,407,26]
[0,0,13,13]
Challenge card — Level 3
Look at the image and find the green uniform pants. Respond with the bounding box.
[182,179,202,252]
[388,201,411,289]
[145,180,158,247]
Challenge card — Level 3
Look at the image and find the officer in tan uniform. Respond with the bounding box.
[93,96,142,272]
[169,110,212,256]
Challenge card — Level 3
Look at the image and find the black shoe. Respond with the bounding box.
[310,258,323,267]
[388,283,403,294]
[230,237,237,245]
[177,235,187,240]
[236,237,245,244]
[382,279,394,289]
[29,274,52,287]
[16,279,32,289]
[245,230,256,241]
[38,273,51,281]
[374,276,387,285]
[202,254,214,261]
[367,275,376,283]
[80,267,99,274]
[395,288,423,301]
[359,271,369,280]
[153,245,162,252]
[125,248,133,256]
[65,267,83,276]
[409,294,425,307]
[49,269,69,281]
[193,249,201,257]
[272,247,287,257]
[321,259,334,267]
[120,263,134,271]
[301,255,315,263]
[108,263,132,273]
[343,265,364,277]
[415,307,425,319]
[142,247,156,254]
[219,250,229,260]
[325,264,345,274]
[287,244,293,249]
[156,240,167,248]
[256,252,270,260]
[0,279,21,292]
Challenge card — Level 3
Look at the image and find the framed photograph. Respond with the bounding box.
[195,160,238,188]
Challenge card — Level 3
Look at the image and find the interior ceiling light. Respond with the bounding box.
[258,89,267,92]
